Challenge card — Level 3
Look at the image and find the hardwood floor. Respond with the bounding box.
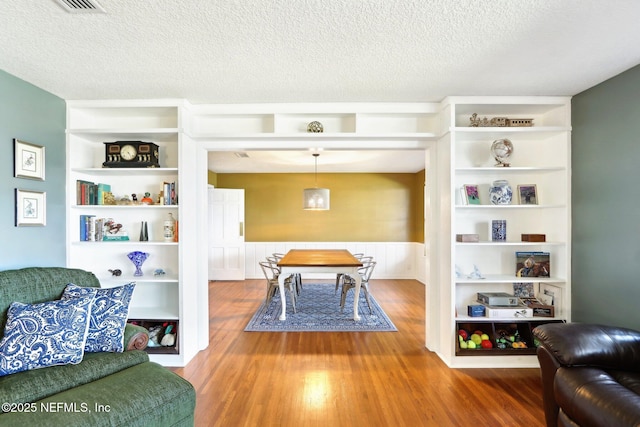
[170,279,546,426]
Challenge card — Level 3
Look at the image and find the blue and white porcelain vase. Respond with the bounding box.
[491,220,507,241]
[489,180,513,205]
[127,251,149,277]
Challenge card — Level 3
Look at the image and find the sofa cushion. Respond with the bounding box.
[62,283,135,353]
[0,361,196,427]
[0,350,149,406]
[0,293,96,377]
[0,267,100,335]
[554,367,640,427]
[533,323,640,370]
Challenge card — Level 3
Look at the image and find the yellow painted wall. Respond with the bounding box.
[213,172,425,242]
[208,170,217,187]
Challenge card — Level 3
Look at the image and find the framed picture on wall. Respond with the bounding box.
[15,189,46,227]
[14,139,45,180]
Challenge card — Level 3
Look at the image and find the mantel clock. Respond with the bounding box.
[102,141,160,168]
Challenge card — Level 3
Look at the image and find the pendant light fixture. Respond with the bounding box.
[303,153,330,210]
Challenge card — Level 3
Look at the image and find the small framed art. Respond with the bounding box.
[517,184,538,205]
[15,189,46,226]
[463,184,481,205]
[14,139,45,180]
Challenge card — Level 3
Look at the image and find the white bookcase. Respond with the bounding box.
[433,96,572,368]
[64,98,571,369]
[65,100,205,367]
[186,102,440,143]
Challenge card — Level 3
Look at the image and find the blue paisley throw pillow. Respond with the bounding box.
[0,293,96,377]
[62,283,135,353]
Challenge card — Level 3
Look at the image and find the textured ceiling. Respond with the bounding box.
[2,0,639,104]
[1,0,640,172]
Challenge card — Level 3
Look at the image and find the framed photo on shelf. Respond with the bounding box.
[15,189,46,227]
[517,184,538,205]
[14,139,45,180]
[463,184,481,205]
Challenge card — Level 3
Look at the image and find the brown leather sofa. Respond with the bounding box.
[532,323,640,427]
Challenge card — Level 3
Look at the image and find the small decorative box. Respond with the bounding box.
[456,234,480,242]
[467,305,485,317]
[521,234,546,242]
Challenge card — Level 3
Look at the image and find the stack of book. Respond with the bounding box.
[162,181,177,205]
[79,216,129,241]
[76,180,111,205]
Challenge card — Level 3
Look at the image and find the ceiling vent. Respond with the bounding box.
[54,0,106,13]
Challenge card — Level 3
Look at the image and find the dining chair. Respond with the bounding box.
[339,260,376,314]
[334,254,369,294]
[259,261,297,313]
[272,253,302,295]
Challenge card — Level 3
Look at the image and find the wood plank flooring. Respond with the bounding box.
[170,279,546,426]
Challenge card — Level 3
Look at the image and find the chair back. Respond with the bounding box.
[265,256,280,270]
[259,261,278,281]
[358,256,373,265]
[361,261,377,282]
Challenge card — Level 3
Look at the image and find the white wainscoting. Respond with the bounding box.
[245,242,426,283]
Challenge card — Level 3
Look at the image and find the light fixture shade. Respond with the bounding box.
[303,188,330,210]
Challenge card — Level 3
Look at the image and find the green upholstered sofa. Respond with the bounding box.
[0,267,196,426]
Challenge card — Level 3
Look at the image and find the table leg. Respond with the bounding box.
[352,271,362,321]
[277,273,287,320]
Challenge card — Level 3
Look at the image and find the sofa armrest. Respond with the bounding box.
[532,323,640,370]
[536,344,563,427]
[124,323,149,351]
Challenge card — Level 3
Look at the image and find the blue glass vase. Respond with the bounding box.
[127,251,149,277]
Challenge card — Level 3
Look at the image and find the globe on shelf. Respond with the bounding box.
[307,121,324,133]
[490,138,513,167]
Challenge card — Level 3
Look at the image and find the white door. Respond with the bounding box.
[208,188,245,280]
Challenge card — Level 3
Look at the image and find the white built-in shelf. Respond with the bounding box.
[66,100,194,367]
[455,315,565,322]
[455,167,565,173]
[128,308,179,321]
[67,129,180,143]
[439,96,572,368]
[455,275,566,284]
[99,275,179,284]
[455,241,566,246]
[72,167,179,176]
[455,204,567,209]
[187,132,440,141]
[71,240,179,246]
[451,126,569,134]
[71,205,178,210]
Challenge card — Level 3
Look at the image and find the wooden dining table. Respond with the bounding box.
[276,249,364,321]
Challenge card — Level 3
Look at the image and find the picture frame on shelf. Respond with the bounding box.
[513,283,535,298]
[14,139,45,181]
[517,184,538,205]
[463,184,481,205]
[538,283,562,316]
[15,189,46,226]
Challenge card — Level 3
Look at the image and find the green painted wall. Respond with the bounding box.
[572,64,640,330]
[0,70,66,269]
[216,172,424,242]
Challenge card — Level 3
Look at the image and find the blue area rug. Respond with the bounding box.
[245,283,397,332]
